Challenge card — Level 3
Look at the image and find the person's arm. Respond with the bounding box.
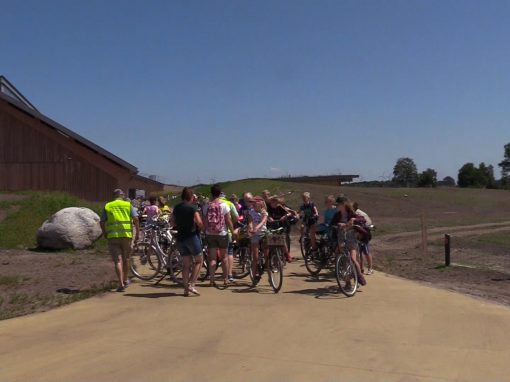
[100,210,107,238]
[131,206,140,240]
[133,217,140,241]
[254,212,268,232]
[225,212,234,234]
[313,205,319,218]
[194,212,204,231]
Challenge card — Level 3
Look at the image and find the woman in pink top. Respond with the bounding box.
[143,196,160,222]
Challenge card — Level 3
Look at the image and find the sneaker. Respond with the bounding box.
[367,269,374,275]
[358,274,367,286]
[228,275,234,283]
[116,286,125,292]
[124,279,131,287]
[188,286,200,296]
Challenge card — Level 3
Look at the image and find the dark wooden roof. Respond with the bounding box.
[0,75,138,173]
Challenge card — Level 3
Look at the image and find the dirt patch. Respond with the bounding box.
[372,223,510,306]
[0,249,117,319]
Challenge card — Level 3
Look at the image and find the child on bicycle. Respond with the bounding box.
[330,196,367,286]
[299,192,319,236]
[248,196,269,285]
[309,195,337,251]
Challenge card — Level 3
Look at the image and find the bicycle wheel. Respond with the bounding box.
[198,252,209,281]
[168,249,184,284]
[299,234,311,259]
[335,252,358,297]
[233,246,251,279]
[304,248,322,276]
[267,248,283,293]
[130,242,161,280]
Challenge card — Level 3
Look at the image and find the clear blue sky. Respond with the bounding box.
[2,0,509,185]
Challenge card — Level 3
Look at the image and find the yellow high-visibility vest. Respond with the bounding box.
[104,199,133,239]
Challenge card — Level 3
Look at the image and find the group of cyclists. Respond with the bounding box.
[132,184,374,297]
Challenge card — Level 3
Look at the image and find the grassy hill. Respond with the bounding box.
[190,180,510,234]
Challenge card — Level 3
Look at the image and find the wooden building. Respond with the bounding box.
[0,76,164,201]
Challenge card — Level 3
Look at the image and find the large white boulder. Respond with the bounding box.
[37,207,103,250]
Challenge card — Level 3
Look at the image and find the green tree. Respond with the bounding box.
[479,162,496,189]
[458,162,493,188]
[417,168,437,187]
[442,176,456,186]
[498,143,510,185]
[392,157,418,187]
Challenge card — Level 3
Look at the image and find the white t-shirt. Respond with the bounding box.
[355,209,373,226]
[202,201,230,236]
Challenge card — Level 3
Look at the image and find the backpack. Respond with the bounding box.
[353,215,372,243]
[206,201,225,234]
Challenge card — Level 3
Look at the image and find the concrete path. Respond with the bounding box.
[1,260,509,382]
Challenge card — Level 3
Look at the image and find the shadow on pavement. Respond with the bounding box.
[123,292,180,298]
[284,285,348,299]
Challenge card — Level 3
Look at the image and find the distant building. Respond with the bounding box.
[275,175,360,186]
[0,76,164,201]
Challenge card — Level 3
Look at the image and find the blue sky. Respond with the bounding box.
[2,0,509,185]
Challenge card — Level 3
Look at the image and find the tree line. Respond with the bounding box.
[391,143,510,189]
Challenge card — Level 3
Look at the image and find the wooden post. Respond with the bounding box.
[445,234,451,266]
[421,213,428,255]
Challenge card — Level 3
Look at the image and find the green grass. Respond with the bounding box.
[476,233,510,246]
[0,275,27,287]
[0,191,102,249]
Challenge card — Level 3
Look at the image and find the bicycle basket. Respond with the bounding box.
[266,232,286,246]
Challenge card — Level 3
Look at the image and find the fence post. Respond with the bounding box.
[444,234,451,266]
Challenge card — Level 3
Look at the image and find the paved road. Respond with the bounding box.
[1,257,509,382]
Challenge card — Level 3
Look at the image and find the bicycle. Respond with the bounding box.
[130,221,166,281]
[303,229,336,276]
[333,227,359,297]
[249,228,284,293]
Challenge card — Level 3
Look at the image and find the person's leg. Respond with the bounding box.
[121,238,132,285]
[190,255,203,288]
[208,247,217,284]
[350,248,366,286]
[109,240,125,290]
[227,236,234,281]
[366,244,374,274]
[219,248,228,283]
[250,240,259,280]
[309,224,318,250]
[182,255,191,295]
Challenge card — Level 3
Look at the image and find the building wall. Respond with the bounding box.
[0,100,131,201]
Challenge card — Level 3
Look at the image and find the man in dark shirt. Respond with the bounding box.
[172,187,204,296]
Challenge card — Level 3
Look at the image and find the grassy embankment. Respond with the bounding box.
[0,192,115,320]
[0,191,106,250]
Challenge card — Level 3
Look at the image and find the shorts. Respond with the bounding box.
[359,242,370,256]
[250,232,266,245]
[176,234,202,257]
[108,238,132,262]
[206,234,228,249]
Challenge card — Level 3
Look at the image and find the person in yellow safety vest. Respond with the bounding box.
[100,189,140,292]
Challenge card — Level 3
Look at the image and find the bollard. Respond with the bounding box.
[444,234,451,266]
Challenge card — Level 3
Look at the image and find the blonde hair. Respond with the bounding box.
[326,195,335,203]
[302,192,311,199]
[255,199,267,212]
